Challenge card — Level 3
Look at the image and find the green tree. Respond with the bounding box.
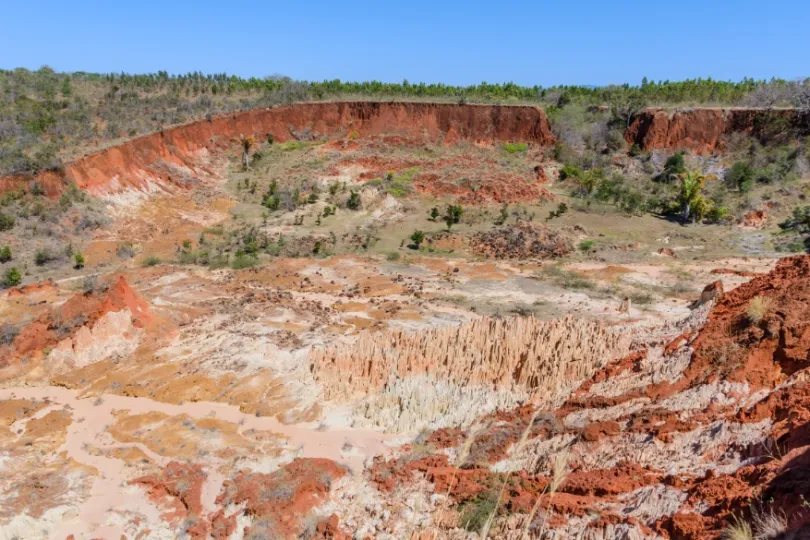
[443,204,463,229]
[0,245,11,263]
[410,230,425,248]
[74,253,85,269]
[429,207,440,221]
[676,170,713,222]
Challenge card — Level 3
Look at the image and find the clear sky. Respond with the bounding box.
[1,0,806,86]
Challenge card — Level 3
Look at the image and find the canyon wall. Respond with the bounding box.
[625,107,810,154]
[0,102,555,198]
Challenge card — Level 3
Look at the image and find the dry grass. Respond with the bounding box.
[752,506,787,539]
[481,409,544,538]
[522,450,570,538]
[722,516,753,540]
[746,295,773,324]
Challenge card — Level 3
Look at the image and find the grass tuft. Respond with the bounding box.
[746,295,772,324]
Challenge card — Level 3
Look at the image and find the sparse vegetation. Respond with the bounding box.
[2,267,21,288]
[746,295,772,324]
[443,204,463,230]
[502,142,528,154]
[0,245,11,262]
[142,256,161,267]
[346,191,361,210]
[409,230,425,249]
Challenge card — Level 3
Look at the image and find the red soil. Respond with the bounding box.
[0,102,554,197]
[216,458,347,538]
[625,108,809,154]
[0,275,151,372]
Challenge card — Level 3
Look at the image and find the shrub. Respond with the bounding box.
[578,239,595,251]
[116,243,136,259]
[231,253,257,269]
[746,296,772,324]
[142,256,161,267]
[0,212,15,231]
[346,191,361,210]
[74,253,85,269]
[558,164,582,181]
[410,230,425,248]
[3,267,21,288]
[443,204,463,229]
[725,161,755,192]
[0,245,11,262]
[35,248,55,266]
[662,152,686,179]
[386,252,400,262]
[429,207,440,221]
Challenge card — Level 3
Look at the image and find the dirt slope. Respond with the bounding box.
[625,107,810,154]
[0,102,555,198]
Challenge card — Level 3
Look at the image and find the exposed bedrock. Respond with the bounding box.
[309,316,634,431]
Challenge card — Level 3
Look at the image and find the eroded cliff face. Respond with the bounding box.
[0,102,555,198]
[310,316,634,431]
[625,107,810,154]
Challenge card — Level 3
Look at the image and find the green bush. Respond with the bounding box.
[578,239,596,251]
[410,230,425,248]
[34,248,55,266]
[443,205,463,229]
[0,213,15,231]
[558,164,583,181]
[346,191,361,210]
[0,245,11,263]
[74,253,85,269]
[662,152,686,179]
[142,255,161,267]
[386,252,400,261]
[725,162,755,192]
[231,253,257,269]
[3,267,21,288]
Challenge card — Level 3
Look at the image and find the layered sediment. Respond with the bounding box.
[625,107,810,153]
[0,102,555,198]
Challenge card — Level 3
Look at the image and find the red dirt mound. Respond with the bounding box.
[0,102,555,198]
[0,276,151,370]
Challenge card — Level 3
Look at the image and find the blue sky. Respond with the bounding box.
[1,0,806,86]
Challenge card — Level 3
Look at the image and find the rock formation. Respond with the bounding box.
[625,107,810,154]
[310,316,634,430]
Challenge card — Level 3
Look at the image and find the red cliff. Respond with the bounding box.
[0,102,555,197]
[625,107,809,154]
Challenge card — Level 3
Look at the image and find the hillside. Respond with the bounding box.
[0,88,809,539]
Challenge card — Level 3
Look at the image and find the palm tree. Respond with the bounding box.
[240,135,255,169]
[677,170,712,222]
